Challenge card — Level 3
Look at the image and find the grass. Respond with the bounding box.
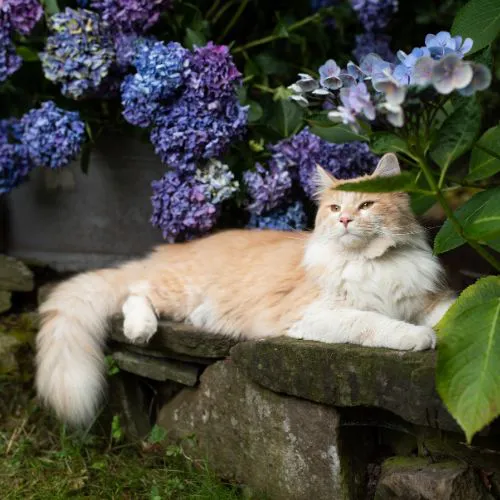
[0,314,244,500]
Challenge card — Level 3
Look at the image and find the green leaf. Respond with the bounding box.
[269,99,303,137]
[335,172,419,193]
[183,28,206,49]
[42,0,60,15]
[430,100,482,170]
[310,124,368,143]
[16,46,39,62]
[451,0,500,55]
[410,193,437,216]
[306,112,334,128]
[147,424,168,444]
[247,100,263,123]
[434,187,500,254]
[370,132,414,158]
[467,125,500,181]
[436,276,500,442]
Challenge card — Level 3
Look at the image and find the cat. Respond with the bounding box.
[36,153,455,426]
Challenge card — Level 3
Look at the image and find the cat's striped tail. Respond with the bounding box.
[36,267,131,426]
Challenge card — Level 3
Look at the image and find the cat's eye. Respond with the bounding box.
[359,201,375,210]
[330,204,341,212]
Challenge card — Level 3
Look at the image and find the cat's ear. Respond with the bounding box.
[315,164,338,195]
[372,153,401,178]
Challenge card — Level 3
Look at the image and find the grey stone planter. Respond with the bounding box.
[4,136,166,271]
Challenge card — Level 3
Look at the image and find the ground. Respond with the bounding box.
[0,313,243,500]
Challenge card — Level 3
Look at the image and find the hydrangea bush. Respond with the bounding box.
[1,0,500,442]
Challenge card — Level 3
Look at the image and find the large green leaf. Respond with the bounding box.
[467,125,500,181]
[410,193,437,216]
[434,187,500,254]
[430,100,482,170]
[370,132,414,158]
[335,172,419,193]
[436,276,500,442]
[310,124,368,143]
[451,0,500,55]
[269,100,303,137]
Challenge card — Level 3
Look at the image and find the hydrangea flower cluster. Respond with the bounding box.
[0,20,22,83]
[244,128,378,215]
[0,0,43,35]
[91,0,172,33]
[151,160,238,241]
[20,101,86,169]
[289,32,491,129]
[0,119,32,194]
[247,201,308,231]
[40,8,115,99]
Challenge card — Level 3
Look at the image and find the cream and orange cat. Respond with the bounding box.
[36,153,455,425]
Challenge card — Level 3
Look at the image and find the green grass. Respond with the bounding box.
[0,314,243,500]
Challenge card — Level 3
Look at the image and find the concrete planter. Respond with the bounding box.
[4,136,166,271]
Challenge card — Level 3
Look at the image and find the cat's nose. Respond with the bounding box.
[339,216,353,228]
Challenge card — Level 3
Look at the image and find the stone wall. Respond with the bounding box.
[106,317,500,499]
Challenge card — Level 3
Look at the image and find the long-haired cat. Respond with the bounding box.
[36,153,455,425]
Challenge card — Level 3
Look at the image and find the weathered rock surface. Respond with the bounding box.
[0,255,34,291]
[375,457,492,500]
[158,360,349,500]
[110,315,237,359]
[0,290,11,313]
[111,350,201,386]
[231,338,458,431]
[0,333,22,375]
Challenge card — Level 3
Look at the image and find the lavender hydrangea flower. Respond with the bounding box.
[121,41,188,127]
[350,0,398,32]
[339,82,376,120]
[91,0,172,33]
[244,157,293,215]
[40,8,115,99]
[247,201,308,231]
[319,60,343,90]
[459,63,492,96]
[20,101,86,169]
[353,33,394,64]
[431,54,473,94]
[0,20,22,82]
[0,0,43,35]
[150,95,248,173]
[0,119,32,194]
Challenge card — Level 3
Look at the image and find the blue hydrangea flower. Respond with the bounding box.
[319,60,343,90]
[0,119,32,194]
[0,0,43,35]
[114,33,156,72]
[121,41,188,127]
[459,63,492,96]
[350,0,398,32]
[431,54,473,95]
[353,33,394,64]
[392,47,430,85]
[150,95,248,173]
[20,101,86,169]
[0,20,22,82]
[424,32,473,60]
[247,201,308,231]
[339,82,375,120]
[91,0,172,33]
[40,8,115,99]
[243,158,293,215]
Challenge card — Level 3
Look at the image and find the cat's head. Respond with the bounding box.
[313,153,423,255]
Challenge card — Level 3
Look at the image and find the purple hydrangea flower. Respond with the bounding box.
[319,60,343,90]
[339,82,376,120]
[91,0,172,33]
[121,41,188,127]
[20,101,86,169]
[425,32,473,60]
[0,0,43,35]
[247,201,308,231]
[40,8,115,99]
[0,118,32,194]
[244,157,293,215]
[353,32,394,64]
[0,20,22,82]
[150,94,248,173]
[350,0,398,32]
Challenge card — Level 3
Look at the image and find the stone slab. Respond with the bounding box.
[375,457,492,500]
[0,290,11,313]
[0,255,34,291]
[111,349,201,386]
[231,338,459,432]
[110,315,237,359]
[157,360,349,500]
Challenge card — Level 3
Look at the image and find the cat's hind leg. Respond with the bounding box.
[122,282,158,344]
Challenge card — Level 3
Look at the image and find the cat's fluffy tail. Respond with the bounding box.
[36,267,131,426]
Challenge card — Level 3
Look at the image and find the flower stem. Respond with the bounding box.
[233,12,322,54]
[218,0,250,42]
[212,0,237,24]
[417,153,500,272]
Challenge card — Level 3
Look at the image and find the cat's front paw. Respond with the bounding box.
[122,295,158,344]
[393,325,436,351]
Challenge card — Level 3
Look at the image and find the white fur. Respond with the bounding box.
[422,296,456,327]
[122,295,158,343]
